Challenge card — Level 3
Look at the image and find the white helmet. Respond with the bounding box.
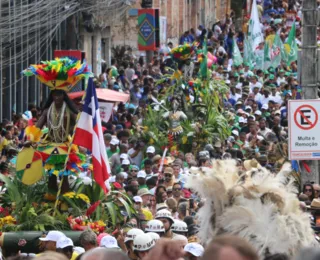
[124,228,144,243]
[171,220,188,233]
[133,234,155,252]
[155,209,174,223]
[147,232,160,242]
[145,220,165,233]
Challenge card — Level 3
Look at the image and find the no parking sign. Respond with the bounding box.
[288,100,320,160]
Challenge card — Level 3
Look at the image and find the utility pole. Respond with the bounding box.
[300,0,319,184]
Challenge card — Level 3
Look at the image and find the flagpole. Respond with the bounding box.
[53,78,90,215]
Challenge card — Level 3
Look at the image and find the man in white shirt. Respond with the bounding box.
[128,141,144,167]
[269,84,282,105]
[213,21,222,39]
[229,85,241,102]
[259,87,271,106]
[277,69,286,85]
[249,76,262,92]
[258,118,272,137]
[253,86,262,103]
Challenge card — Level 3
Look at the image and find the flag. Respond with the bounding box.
[270,34,282,68]
[244,36,254,68]
[200,38,208,79]
[248,0,264,51]
[232,39,243,66]
[73,78,110,193]
[284,22,298,66]
[263,41,271,70]
[254,47,264,70]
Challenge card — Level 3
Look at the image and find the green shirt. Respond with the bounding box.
[139,184,148,190]
[107,148,119,159]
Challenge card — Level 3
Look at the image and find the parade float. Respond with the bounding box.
[137,42,230,155]
[0,58,135,256]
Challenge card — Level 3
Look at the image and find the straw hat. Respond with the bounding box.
[311,199,320,209]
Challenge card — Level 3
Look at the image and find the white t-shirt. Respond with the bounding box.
[277,77,286,85]
[259,95,271,106]
[230,93,242,102]
[270,94,283,104]
[128,148,143,167]
[250,82,262,92]
[217,46,227,55]
[254,93,263,102]
[259,128,272,137]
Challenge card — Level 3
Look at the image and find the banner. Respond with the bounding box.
[99,102,113,123]
[138,9,160,51]
[159,16,167,44]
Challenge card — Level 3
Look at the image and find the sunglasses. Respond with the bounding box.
[173,188,181,191]
[305,189,312,192]
[165,174,172,177]
[131,170,138,172]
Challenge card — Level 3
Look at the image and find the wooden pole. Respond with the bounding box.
[299,0,319,184]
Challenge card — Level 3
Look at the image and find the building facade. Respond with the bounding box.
[112,0,230,53]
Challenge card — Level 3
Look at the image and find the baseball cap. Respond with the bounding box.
[184,243,204,257]
[248,115,256,121]
[146,146,155,153]
[121,159,130,165]
[245,106,252,111]
[225,80,231,85]
[39,231,66,242]
[239,117,245,123]
[231,130,239,136]
[120,153,129,159]
[56,237,73,249]
[115,124,123,131]
[254,110,262,116]
[262,104,269,110]
[133,196,143,203]
[110,138,120,146]
[137,170,147,178]
[100,236,119,248]
[228,136,235,143]
[235,101,243,106]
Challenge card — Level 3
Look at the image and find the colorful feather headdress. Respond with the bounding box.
[170,43,197,62]
[22,57,92,92]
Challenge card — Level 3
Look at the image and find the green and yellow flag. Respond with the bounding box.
[284,22,298,66]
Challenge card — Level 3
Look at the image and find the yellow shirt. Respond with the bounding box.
[71,251,79,260]
[0,138,9,153]
[142,208,153,221]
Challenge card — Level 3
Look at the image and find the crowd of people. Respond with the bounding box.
[1,0,320,259]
